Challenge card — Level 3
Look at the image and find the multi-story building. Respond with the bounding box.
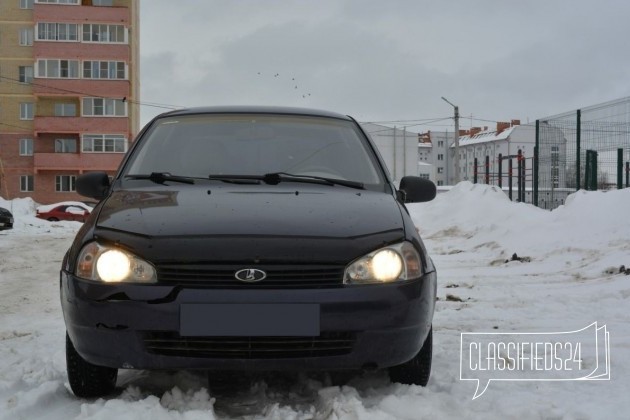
[0,0,139,204]
[418,121,567,191]
[418,130,451,186]
[455,121,542,188]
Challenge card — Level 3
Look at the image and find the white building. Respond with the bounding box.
[454,121,567,191]
[418,131,451,185]
[362,123,419,182]
[456,121,535,187]
[364,120,567,197]
[417,161,434,181]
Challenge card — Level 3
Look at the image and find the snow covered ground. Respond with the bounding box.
[1,182,629,419]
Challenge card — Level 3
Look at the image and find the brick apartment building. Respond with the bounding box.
[0,0,139,204]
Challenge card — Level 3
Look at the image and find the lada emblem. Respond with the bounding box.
[234,269,267,282]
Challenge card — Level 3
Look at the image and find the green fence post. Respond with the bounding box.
[534,120,539,206]
[618,148,623,189]
[533,120,540,207]
[576,109,581,190]
[508,158,513,200]
[593,151,598,190]
[498,154,503,188]
[584,150,599,191]
[585,150,591,190]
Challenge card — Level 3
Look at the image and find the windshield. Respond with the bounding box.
[123,114,387,190]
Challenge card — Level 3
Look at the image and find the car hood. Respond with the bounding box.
[93,184,407,264]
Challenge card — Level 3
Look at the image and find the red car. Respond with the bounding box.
[36,202,92,223]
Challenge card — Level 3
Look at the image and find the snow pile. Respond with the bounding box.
[0,196,84,234]
[1,184,630,419]
[0,196,38,218]
[410,181,630,254]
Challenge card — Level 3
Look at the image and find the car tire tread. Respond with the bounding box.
[66,332,117,398]
[388,327,432,386]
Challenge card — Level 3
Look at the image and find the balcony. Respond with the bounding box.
[33,78,130,98]
[34,42,130,61]
[34,152,123,173]
[34,4,130,25]
[34,116,129,136]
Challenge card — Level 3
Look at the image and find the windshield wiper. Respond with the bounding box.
[263,172,365,190]
[207,175,262,185]
[126,172,196,184]
[207,173,365,189]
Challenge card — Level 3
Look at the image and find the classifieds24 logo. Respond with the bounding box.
[460,322,610,399]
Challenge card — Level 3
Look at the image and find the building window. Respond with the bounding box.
[438,141,444,147]
[437,167,444,174]
[20,103,34,120]
[92,0,113,5]
[83,61,127,80]
[36,59,80,78]
[82,134,127,153]
[20,175,34,192]
[37,23,79,41]
[437,180,444,186]
[82,24,127,43]
[54,103,76,116]
[82,98,127,117]
[437,154,444,161]
[19,66,34,83]
[55,175,76,192]
[551,167,560,188]
[19,28,34,46]
[55,138,77,153]
[551,145,560,188]
[418,173,430,180]
[19,138,33,156]
[20,0,34,9]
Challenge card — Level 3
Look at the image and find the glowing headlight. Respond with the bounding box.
[344,242,423,285]
[371,249,403,282]
[97,250,131,282]
[76,242,157,283]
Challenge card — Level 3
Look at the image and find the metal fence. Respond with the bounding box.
[464,97,630,209]
[534,97,630,209]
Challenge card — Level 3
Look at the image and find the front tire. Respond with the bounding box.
[388,327,432,386]
[66,332,117,398]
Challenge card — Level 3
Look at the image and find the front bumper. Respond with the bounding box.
[61,271,436,371]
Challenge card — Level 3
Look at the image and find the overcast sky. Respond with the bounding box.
[139,0,630,132]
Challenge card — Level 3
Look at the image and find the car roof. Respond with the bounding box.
[155,106,353,121]
[37,201,91,212]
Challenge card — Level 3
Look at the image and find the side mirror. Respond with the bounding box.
[76,172,111,200]
[398,176,436,203]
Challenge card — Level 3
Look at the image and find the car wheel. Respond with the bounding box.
[66,332,117,398]
[388,327,432,386]
[47,217,59,222]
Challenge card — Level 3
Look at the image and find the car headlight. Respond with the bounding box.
[75,242,157,283]
[344,242,423,284]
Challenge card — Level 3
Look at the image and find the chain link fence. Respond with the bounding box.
[534,97,630,210]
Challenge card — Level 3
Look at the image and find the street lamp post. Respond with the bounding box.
[442,97,460,184]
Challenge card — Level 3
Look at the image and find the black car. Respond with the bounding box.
[61,106,437,397]
[0,207,14,230]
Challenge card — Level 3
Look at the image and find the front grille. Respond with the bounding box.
[143,331,356,359]
[155,264,345,288]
